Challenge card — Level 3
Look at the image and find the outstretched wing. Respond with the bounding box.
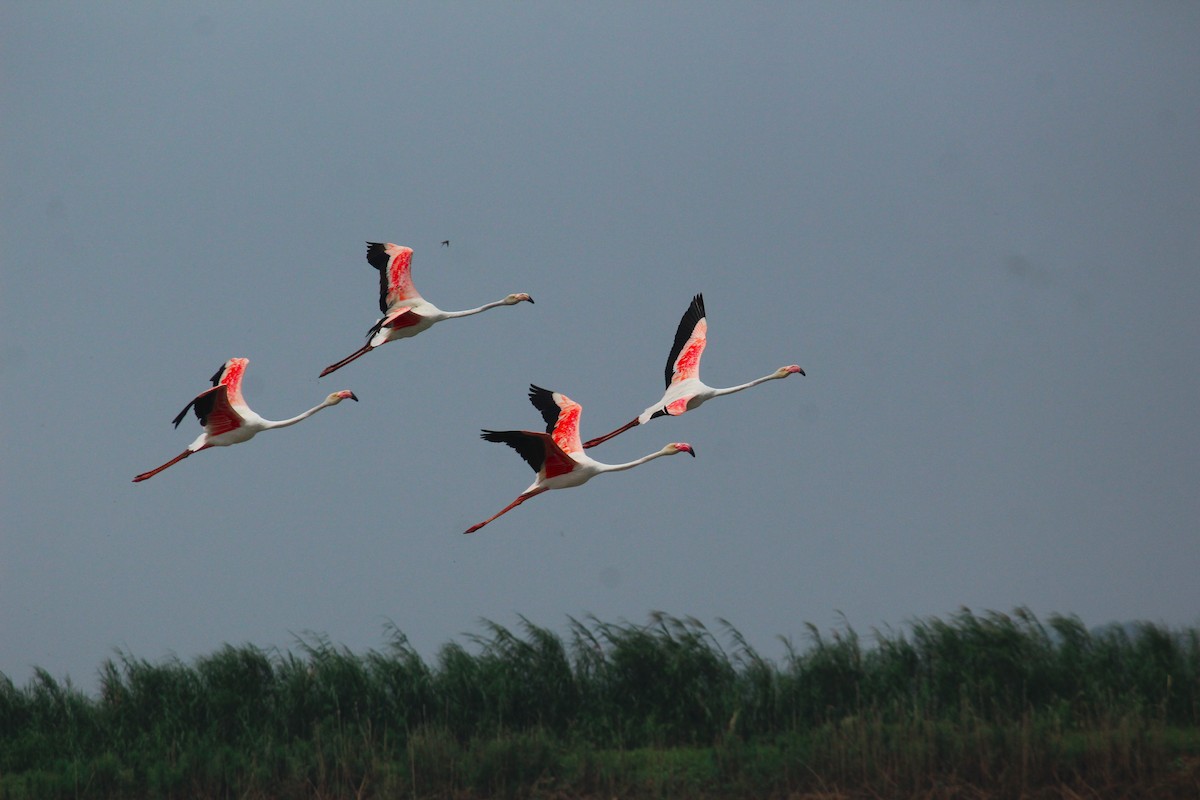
[366,242,421,313]
[172,385,244,437]
[481,429,575,479]
[527,384,583,454]
[172,358,249,430]
[664,293,707,387]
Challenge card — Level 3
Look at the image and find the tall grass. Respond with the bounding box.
[2,608,1198,798]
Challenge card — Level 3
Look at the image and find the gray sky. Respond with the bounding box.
[3,4,1198,691]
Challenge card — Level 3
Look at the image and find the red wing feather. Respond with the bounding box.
[526,384,584,453]
[541,442,577,479]
[664,294,707,386]
[366,242,420,312]
[551,402,582,455]
[199,385,245,437]
[384,308,423,329]
[215,357,249,409]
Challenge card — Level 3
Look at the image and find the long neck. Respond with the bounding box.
[711,372,781,399]
[262,399,333,430]
[443,298,509,319]
[597,446,676,474]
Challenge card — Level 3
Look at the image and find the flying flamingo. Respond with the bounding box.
[133,358,358,482]
[320,242,533,377]
[582,293,805,448]
[464,384,695,534]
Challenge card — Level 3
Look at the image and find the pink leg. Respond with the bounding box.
[464,489,545,534]
[320,343,373,378]
[582,418,640,449]
[132,448,196,482]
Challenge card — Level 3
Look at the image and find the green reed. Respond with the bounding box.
[2,608,1197,798]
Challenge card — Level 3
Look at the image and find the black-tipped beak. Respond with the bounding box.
[526,296,535,304]
[348,392,359,401]
[686,446,696,457]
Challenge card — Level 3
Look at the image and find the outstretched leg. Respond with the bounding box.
[320,343,373,378]
[582,418,639,449]
[133,448,197,482]
[464,488,545,534]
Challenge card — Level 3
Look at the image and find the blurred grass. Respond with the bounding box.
[1,608,1198,798]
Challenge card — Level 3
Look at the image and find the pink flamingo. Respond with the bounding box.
[464,384,694,534]
[583,293,804,448]
[133,358,357,482]
[320,242,533,376]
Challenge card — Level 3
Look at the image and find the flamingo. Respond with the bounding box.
[464,384,695,534]
[582,293,804,448]
[319,242,533,377]
[133,358,358,482]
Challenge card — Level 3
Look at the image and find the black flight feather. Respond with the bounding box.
[527,384,560,434]
[172,386,220,428]
[365,242,392,313]
[480,429,545,473]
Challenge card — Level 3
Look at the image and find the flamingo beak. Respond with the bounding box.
[348,392,359,401]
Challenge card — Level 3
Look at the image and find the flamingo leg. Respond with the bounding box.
[581,418,640,449]
[464,488,546,534]
[132,447,204,483]
[320,343,373,378]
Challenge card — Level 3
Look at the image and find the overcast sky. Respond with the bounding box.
[3,3,1198,692]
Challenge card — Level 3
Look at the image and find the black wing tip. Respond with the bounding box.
[526,385,560,433]
[365,242,390,270]
[692,293,705,315]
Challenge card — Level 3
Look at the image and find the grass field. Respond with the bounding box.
[2,608,1198,798]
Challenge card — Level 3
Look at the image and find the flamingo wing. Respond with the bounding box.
[172,385,244,437]
[171,358,250,428]
[366,242,421,313]
[527,384,583,454]
[196,385,245,437]
[213,357,250,411]
[481,429,576,479]
[663,293,707,387]
[383,307,423,329]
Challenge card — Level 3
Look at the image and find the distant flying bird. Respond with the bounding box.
[320,242,533,377]
[133,358,358,482]
[441,240,450,247]
[582,293,805,448]
[464,384,695,534]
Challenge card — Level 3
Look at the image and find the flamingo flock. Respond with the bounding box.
[134,242,805,534]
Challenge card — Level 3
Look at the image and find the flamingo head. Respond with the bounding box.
[505,293,535,305]
[327,390,359,404]
[777,364,805,378]
[667,442,696,457]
